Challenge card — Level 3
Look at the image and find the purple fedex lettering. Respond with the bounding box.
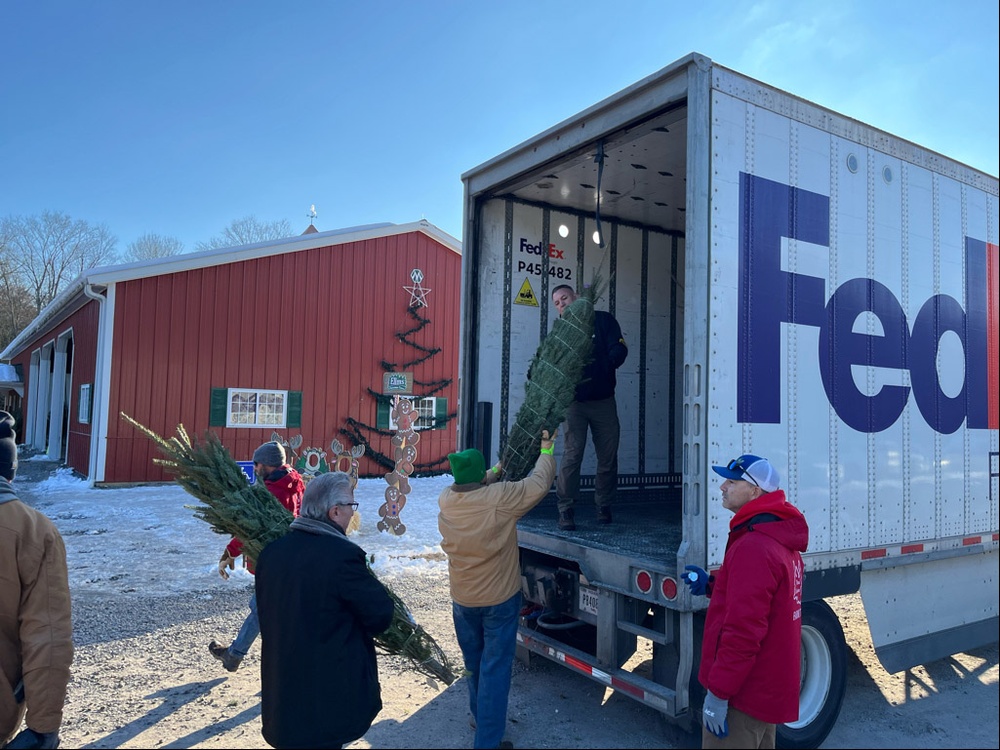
[737,174,827,423]
[738,173,994,434]
[818,278,910,431]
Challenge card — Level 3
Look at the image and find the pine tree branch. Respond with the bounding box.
[500,272,603,480]
[120,411,457,685]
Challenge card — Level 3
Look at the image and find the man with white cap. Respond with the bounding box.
[683,454,809,749]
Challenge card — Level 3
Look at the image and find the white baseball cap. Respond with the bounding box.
[711,454,780,493]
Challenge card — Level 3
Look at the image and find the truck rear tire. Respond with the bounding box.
[776,599,847,749]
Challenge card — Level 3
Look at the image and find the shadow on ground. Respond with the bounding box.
[79,679,234,749]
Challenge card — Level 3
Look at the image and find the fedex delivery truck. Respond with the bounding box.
[456,53,998,748]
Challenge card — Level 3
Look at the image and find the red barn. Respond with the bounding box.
[1,220,462,485]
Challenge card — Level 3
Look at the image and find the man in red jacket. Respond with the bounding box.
[683,454,808,749]
[208,441,305,672]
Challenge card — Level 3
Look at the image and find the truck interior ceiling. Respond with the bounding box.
[494,103,688,236]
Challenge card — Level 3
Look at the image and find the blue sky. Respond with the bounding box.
[2,1,997,253]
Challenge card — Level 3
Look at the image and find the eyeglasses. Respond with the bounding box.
[336,502,360,510]
[726,457,760,489]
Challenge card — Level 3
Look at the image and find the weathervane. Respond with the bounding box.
[307,204,317,226]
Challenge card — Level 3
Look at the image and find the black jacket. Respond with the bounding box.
[576,310,628,402]
[256,524,394,749]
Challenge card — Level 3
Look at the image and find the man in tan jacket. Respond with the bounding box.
[438,429,556,750]
[0,411,72,750]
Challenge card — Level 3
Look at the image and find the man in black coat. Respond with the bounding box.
[551,284,629,530]
[255,472,394,749]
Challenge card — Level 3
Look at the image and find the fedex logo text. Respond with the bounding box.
[519,237,565,259]
[738,173,999,434]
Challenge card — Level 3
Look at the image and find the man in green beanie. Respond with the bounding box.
[438,429,557,749]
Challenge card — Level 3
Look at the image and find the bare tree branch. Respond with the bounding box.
[3,211,119,314]
[0,219,37,350]
[124,232,185,261]
[195,215,294,252]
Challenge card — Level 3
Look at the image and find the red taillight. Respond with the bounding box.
[635,569,653,593]
[661,577,678,600]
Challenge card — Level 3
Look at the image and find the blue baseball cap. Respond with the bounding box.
[712,454,780,492]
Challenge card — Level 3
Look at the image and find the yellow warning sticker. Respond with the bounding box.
[514,278,539,307]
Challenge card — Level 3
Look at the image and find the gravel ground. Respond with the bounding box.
[10,456,998,749]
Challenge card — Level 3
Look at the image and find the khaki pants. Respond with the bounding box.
[556,397,620,511]
[701,706,776,749]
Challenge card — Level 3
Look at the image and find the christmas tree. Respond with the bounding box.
[500,275,603,481]
[121,412,456,685]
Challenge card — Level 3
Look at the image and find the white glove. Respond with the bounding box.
[703,689,729,738]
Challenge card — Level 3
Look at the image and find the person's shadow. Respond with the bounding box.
[79,679,260,749]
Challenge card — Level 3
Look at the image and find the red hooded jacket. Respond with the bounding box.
[225,466,305,572]
[698,489,808,724]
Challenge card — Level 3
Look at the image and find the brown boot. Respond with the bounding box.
[558,509,576,531]
[208,640,243,673]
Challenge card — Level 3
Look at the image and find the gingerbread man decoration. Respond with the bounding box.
[379,396,421,535]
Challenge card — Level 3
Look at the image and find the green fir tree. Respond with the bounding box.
[500,274,603,481]
[121,412,457,685]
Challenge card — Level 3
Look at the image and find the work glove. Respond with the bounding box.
[683,565,711,596]
[6,728,60,749]
[540,429,557,452]
[218,550,236,580]
[702,690,729,738]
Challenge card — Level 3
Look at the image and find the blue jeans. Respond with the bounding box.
[230,592,259,658]
[452,592,521,749]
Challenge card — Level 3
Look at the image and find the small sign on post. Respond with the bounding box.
[383,371,413,395]
[236,461,257,484]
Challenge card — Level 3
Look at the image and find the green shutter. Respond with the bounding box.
[209,388,228,426]
[377,399,390,429]
[434,397,448,430]
[287,391,302,428]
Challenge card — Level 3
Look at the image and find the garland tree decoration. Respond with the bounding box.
[120,412,456,686]
[340,272,455,475]
[500,273,605,482]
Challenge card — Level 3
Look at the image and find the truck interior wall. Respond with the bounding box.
[474,197,686,486]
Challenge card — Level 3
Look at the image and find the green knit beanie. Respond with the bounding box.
[448,448,486,485]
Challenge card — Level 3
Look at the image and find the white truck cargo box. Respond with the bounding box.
[459,52,998,748]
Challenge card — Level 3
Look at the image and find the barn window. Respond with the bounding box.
[413,397,442,429]
[227,388,287,427]
[78,384,92,424]
[206,388,287,428]
[209,388,301,428]
[377,396,448,431]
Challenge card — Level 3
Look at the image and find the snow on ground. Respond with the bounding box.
[22,465,453,597]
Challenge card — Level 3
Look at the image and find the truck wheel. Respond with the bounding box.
[776,600,847,749]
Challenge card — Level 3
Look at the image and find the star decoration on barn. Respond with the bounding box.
[403,268,431,308]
